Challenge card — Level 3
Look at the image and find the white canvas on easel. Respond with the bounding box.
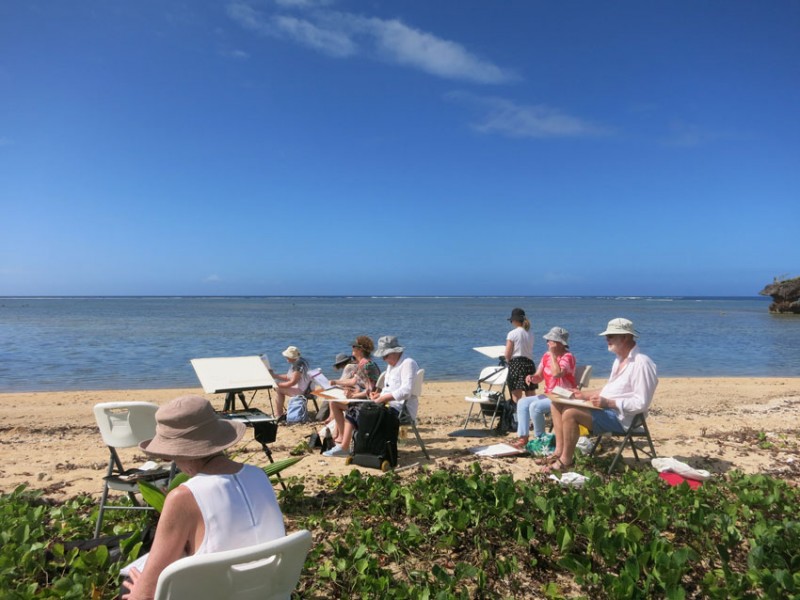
[190,356,276,394]
[473,345,506,359]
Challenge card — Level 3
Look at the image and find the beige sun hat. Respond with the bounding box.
[281,346,301,360]
[543,326,570,347]
[139,395,246,459]
[598,318,639,338]
[374,335,405,358]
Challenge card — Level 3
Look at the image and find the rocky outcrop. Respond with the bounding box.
[759,276,800,314]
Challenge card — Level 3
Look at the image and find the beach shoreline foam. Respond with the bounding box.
[2,377,799,500]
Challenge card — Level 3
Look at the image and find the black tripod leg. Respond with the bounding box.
[261,444,287,491]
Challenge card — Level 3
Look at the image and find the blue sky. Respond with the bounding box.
[1,1,798,297]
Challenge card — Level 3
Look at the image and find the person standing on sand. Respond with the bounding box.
[544,318,658,473]
[504,307,536,402]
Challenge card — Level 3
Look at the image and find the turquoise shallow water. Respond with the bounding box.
[1,296,798,392]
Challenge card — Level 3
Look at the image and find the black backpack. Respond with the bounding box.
[350,403,400,470]
[493,400,517,435]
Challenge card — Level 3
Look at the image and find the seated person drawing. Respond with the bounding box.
[544,318,658,473]
[324,335,418,458]
[332,352,358,381]
[270,345,312,421]
[512,326,576,449]
[121,395,285,600]
[326,336,381,449]
[313,352,357,435]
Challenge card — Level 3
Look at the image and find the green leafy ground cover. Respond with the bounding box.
[2,465,799,599]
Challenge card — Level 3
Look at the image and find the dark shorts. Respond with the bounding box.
[345,404,363,427]
[507,357,536,391]
[591,408,627,434]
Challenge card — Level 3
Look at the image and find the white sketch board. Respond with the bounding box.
[473,345,506,359]
[190,356,276,394]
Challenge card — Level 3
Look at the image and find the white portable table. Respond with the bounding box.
[191,356,276,412]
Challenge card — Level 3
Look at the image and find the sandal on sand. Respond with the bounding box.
[535,454,560,466]
[542,458,573,474]
[512,437,529,449]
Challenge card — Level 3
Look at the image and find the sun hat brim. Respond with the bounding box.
[139,419,247,458]
[375,346,404,358]
[598,321,639,337]
[138,395,249,460]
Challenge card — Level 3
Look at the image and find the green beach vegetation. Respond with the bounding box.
[2,461,798,599]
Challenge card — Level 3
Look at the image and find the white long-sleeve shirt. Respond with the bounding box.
[601,346,658,429]
[382,355,419,419]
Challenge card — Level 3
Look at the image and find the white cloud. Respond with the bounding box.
[274,0,335,7]
[204,274,221,283]
[447,92,611,138]
[354,15,516,84]
[227,2,516,84]
[662,120,731,147]
[273,15,357,57]
[220,48,250,59]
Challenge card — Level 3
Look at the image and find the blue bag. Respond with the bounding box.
[286,395,309,424]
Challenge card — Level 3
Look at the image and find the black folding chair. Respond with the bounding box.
[589,412,657,473]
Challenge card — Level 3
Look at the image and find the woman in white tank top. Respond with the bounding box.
[121,396,285,600]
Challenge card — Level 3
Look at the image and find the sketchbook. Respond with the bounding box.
[549,396,601,410]
[551,385,575,399]
[313,387,349,400]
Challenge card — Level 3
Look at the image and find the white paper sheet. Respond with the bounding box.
[469,443,526,457]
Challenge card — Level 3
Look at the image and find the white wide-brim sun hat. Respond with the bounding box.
[598,318,639,338]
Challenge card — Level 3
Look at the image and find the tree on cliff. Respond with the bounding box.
[759,275,800,314]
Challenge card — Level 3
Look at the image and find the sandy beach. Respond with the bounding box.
[2,377,800,500]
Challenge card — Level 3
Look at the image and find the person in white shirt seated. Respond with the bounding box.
[544,318,658,473]
[121,396,285,600]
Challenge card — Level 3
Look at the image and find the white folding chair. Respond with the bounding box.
[153,530,313,600]
[462,365,508,429]
[398,368,430,459]
[93,402,170,538]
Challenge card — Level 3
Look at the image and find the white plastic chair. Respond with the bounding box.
[93,402,169,538]
[153,530,313,600]
[398,368,429,459]
[462,365,508,429]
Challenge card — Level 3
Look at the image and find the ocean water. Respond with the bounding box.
[1,296,798,392]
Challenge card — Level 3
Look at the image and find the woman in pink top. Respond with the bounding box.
[513,327,576,449]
